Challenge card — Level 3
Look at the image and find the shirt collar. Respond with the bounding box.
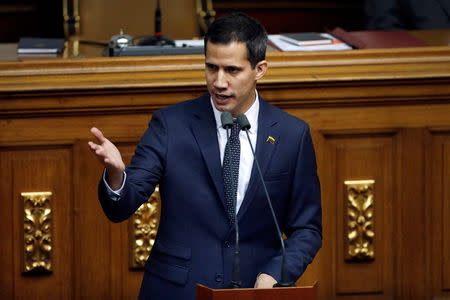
[210,91,259,134]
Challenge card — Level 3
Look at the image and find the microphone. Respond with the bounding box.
[137,0,175,46]
[220,111,241,289]
[154,0,162,36]
[236,113,294,287]
[221,111,233,129]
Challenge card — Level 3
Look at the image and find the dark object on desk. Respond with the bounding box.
[17,37,65,54]
[137,0,175,47]
[105,28,199,57]
[329,27,428,49]
[280,32,332,46]
[107,45,204,57]
[137,35,175,46]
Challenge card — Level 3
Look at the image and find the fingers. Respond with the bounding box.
[88,142,113,169]
[90,127,106,144]
[88,127,125,173]
[88,141,106,159]
[87,141,99,152]
[88,127,109,163]
[88,141,104,158]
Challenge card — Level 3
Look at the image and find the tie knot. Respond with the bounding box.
[230,120,240,138]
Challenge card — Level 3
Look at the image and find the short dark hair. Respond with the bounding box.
[204,12,268,69]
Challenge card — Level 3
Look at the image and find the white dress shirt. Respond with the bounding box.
[211,92,259,213]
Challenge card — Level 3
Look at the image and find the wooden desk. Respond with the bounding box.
[1,29,449,62]
[0,37,449,300]
[409,29,450,46]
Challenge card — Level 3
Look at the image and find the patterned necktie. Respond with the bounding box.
[223,120,240,225]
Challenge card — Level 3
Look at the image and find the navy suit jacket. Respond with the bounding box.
[98,93,322,300]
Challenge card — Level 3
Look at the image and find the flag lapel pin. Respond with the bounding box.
[266,136,275,144]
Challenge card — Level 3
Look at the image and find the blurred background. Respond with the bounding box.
[2,0,448,44]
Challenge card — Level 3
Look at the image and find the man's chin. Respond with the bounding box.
[212,99,234,113]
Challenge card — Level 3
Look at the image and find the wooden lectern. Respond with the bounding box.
[196,282,317,300]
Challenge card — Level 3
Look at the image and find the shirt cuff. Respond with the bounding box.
[102,169,127,201]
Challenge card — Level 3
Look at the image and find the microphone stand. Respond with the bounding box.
[137,0,175,46]
[221,112,242,289]
[228,124,241,289]
[237,114,294,287]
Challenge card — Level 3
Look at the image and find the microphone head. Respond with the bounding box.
[237,114,251,131]
[221,111,233,129]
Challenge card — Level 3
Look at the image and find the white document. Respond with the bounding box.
[268,33,352,52]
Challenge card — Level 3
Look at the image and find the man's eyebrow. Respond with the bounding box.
[205,62,242,69]
[225,65,243,70]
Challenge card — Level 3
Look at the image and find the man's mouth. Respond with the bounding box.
[214,93,233,101]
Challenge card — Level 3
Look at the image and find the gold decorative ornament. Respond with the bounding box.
[21,192,53,274]
[344,180,375,261]
[196,0,216,34]
[63,0,80,37]
[129,187,161,269]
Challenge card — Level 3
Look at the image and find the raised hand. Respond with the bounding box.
[88,127,125,190]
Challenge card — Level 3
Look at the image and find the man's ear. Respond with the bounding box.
[254,60,268,81]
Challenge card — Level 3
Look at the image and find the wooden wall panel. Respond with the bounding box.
[395,129,429,298]
[73,138,144,300]
[429,131,450,298]
[444,140,450,291]
[0,148,73,299]
[442,141,450,291]
[74,140,114,299]
[0,152,13,299]
[329,134,394,296]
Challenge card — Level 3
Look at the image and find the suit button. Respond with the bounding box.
[215,273,223,282]
[224,241,230,248]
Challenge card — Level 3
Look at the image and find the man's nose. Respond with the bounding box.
[214,70,228,89]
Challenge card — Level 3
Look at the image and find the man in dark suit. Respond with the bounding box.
[365,0,450,30]
[89,12,322,300]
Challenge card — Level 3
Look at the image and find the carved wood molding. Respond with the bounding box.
[344,180,375,262]
[21,192,53,274]
[0,47,449,118]
[0,47,448,93]
[129,187,161,269]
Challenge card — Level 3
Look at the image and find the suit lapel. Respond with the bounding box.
[237,98,279,221]
[191,94,226,207]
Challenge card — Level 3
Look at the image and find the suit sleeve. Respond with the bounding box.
[98,110,168,223]
[260,124,322,283]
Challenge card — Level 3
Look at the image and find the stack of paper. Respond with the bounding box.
[268,33,352,52]
[17,38,65,54]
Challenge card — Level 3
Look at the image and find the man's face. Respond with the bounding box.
[205,41,267,117]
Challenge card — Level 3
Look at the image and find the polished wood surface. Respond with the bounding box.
[0,44,449,299]
[196,283,317,300]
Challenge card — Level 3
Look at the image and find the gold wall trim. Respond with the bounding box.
[63,0,80,37]
[129,187,161,269]
[21,192,53,274]
[344,180,375,261]
[196,0,215,34]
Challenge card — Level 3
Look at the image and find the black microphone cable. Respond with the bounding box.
[237,113,294,287]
